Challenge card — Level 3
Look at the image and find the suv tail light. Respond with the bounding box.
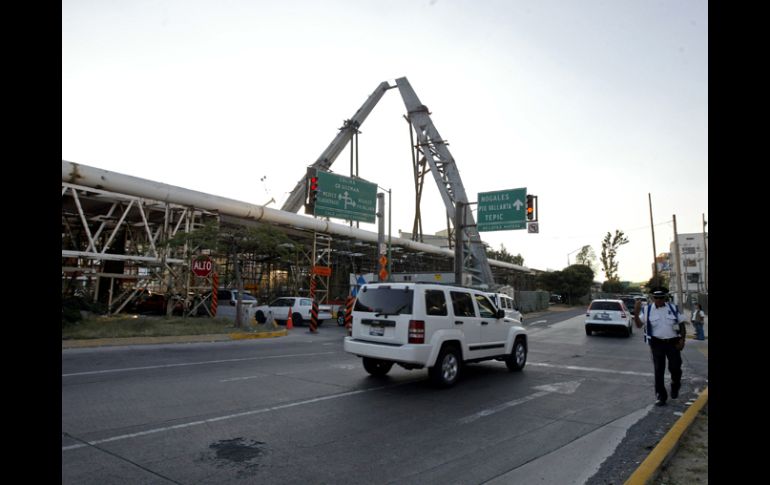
[408,320,425,344]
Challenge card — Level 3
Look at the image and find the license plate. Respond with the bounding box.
[369,326,384,336]
[597,313,610,320]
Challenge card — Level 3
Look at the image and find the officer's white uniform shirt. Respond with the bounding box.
[641,303,685,339]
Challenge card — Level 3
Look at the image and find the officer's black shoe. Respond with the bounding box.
[655,399,666,407]
[671,383,680,399]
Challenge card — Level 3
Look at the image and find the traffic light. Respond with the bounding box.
[305,167,319,214]
[526,194,535,221]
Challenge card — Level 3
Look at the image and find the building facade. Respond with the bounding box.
[669,232,708,307]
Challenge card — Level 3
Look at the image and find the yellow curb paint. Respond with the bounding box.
[229,330,288,340]
[624,387,708,485]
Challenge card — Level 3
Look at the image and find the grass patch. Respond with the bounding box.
[61,314,247,340]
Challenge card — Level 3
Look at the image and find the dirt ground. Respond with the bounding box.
[654,404,708,484]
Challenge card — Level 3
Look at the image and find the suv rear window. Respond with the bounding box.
[589,301,622,311]
[354,287,414,315]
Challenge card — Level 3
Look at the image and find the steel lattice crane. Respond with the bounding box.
[281,77,494,287]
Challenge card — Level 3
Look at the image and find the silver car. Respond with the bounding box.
[585,299,633,337]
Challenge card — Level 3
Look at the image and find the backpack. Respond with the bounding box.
[644,302,682,345]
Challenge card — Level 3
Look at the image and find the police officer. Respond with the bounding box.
[633,287,686,406]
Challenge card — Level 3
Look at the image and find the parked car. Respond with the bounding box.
[254,297,333,326]
[344,282,528,387]
[128,290,184,315]
[211,289,258,321]
[486,292,524,324]
[619,296,638,315]
[585,299,633,337]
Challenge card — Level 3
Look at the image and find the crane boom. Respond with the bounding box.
[281,81,394,213]
[394,77,494,286]
[281,77,495,287]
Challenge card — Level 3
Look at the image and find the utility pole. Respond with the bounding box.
[672,214,684,310]
[702,213,708,293]
[648,193,658,284]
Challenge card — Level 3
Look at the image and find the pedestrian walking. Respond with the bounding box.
[633,287,686,407]
[691,303,706,340]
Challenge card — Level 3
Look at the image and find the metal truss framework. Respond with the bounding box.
[63,154,536,316]
[61,182,214,314]
[280,77,494,287]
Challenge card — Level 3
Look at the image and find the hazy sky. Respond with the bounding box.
[62,0,708,283]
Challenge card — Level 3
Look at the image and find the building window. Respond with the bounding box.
[687,273,700,284]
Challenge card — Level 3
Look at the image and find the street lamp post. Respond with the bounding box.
[567,246,583,266]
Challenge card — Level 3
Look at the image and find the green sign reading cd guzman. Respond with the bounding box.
[315,171,377,223]
[477,188,527,231]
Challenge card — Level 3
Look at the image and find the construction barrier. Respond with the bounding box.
[211,273,219,316]
[309,276,318,333]
[345,296,354,330]
[286,306,294,329]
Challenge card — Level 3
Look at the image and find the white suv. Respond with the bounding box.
[487,292,524,324]
[254,297,333,326]
[585,299,633,337]
[343,282,528,387]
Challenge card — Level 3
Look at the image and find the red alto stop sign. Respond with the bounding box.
[192,257,213,277]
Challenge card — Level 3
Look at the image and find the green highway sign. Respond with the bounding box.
[314,171,377,223]
[477,188,527,232]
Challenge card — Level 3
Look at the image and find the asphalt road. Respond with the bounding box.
[62,307,708,484]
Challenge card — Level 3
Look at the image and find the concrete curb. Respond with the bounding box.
[624,387,709,485]
[230,329,288,339]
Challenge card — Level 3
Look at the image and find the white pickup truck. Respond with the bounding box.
[254,297,333,326]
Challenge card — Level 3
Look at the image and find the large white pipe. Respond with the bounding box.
[62,160,530,273]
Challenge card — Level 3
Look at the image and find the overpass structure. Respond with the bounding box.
[62,161,532,314]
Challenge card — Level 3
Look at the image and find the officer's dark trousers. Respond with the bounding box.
[649,337,682,401]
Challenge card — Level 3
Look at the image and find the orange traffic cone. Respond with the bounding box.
[286,307,294,329]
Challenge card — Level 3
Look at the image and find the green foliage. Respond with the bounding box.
[575,245,597,273]
[600,230,629,282]
[536,264,594,304]
[62,296,107,328]
[601,279,626,293]
[486,244,524,266]
[646,274,669,292]
[61,315,242,340]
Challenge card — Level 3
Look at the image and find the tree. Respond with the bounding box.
[601,279,626,293]
[600,230,629,282]
[169,221,294,326]
[645,274,669,292]
[575,245,597,273]
[486,243,524,266]
[562,264,595,304]
[535,264,594,305]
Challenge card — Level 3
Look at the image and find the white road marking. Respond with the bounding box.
[530,320,548,325]
[62,381,413,451]
[459,380,582,424]
[528,362,652,376]
[62,352,337,377]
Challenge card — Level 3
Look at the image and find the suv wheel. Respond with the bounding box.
[292,312,304,327]
[255,310,266,324]
[506,338,527,372]
[362,357,393,376]
[626,324,633,338]
[429,345,461,388]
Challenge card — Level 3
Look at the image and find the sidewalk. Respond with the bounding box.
[629,312,709,484]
